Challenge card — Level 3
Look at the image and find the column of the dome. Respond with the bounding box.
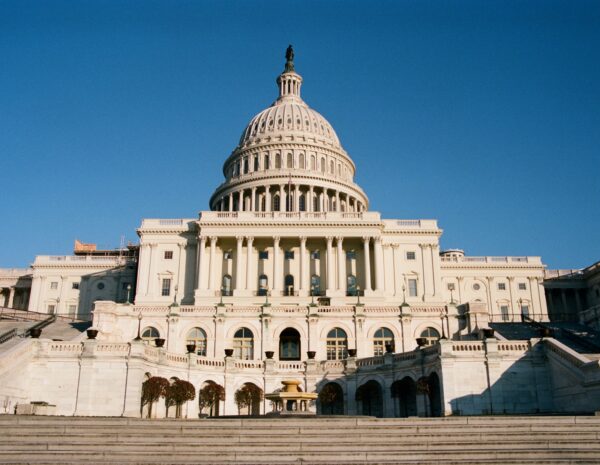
[279,185,284,212]
[228,192,233,212]
[295,184,300,212]
[266,186,272,211]
[251,187,256,212]
[238,190,243,212]
[308,186,314,212]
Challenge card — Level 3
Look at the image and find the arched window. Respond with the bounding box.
[299,194,306,212]
[273,195,280,212]
[221,275,232,296]
[310,274,321,296]
[313,196,319,212]
[243,158,249,174]
[275,153,281,169]
[260,196,266,212]
[321,158,326,173]
[141,327,159,345]
[257,274,268,296]
[330,160,334,174]
[420,327,440,346]
[264,154,270,170]
[279,328,300,360]
[287,153,293,168]
[346,275,357,296]
[233,327,254,360]
[186,327,207,356]
[284,274,294,296]
[373,327,394,356]
[310,155,316,170]
[326,328,348,360]
[299,153,305,169]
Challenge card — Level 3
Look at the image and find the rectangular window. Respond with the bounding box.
[161,278,171,297]
[447,283,455,291]
[346,251,356,260]
[498,283,506,291]
[408,279,418,297]
[518,283,527,290]
[50,282,58,290]
[521,305,530,318]
[500,305,509,321]
[406,251,416,260]
[259,251,268,260]
[311,250,320,260]
[164,251,173,259]
[72,282,80,290]
[284,250,294,260]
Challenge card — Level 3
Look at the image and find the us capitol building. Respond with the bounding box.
[1,48,599,419]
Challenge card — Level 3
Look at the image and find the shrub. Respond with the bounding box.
[141,376,169,418]
[165,378,196,418]
[234,383,263,415]
[198,382,225,416]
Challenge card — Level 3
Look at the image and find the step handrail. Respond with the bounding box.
[0,328,17,345]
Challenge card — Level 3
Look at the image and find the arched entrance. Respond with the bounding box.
[279,328,300,360]
[356,380,383,417]
[428,372,442,417]
[391,377,417,418]
[318,382,344,415]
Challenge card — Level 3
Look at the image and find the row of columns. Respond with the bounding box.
[195,236,385,296]
[214,185,365,213]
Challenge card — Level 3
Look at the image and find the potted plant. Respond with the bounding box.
[306,351,316,360]
[385,343,394,354]
[86,329,99,340]
[29,328,42,339]
[265,351,274,359]
[186,344,196,353]
[154,338,165,348]
[482,328,495,339]
[224,348,234,357]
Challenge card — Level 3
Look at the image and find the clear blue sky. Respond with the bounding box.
[1,0,599,270]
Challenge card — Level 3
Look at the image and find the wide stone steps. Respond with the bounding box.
[1,416,600,464]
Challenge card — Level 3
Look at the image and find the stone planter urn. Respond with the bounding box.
[224,348,234,357]
[385,344,394,354]
[154,338,165,348]
[29,328,42,339]
[265,351,274,359]
[416,337,428,347]
[86,329,99,340]
[347,349,357,357]
[186,344,196,353]
[306,351,316,359]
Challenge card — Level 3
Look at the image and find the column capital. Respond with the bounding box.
[198,235,207,243]
[336,236,344,244]
[326,236,334,244]
[486,276,495,281]
[246,236,254,243]
[390,244,400,249]
[299,236,307,244]
[273,236,281,244]
[507,276,515,282]
[362,236,371,244]
[236,236,244,243]
[209,236,218,244]
[373,236,382,244]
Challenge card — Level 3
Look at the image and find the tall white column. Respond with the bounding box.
[146,243,157,297]
[208,237,218,292]
[251,187,256,212]
[176,243,186,302]
[299,236,307,293]
[238,191,244,212]
[228,193,233,212]
[196,236,207,291]
[362,237,372,292]
[246,237,254,291]
[272,236,281,293]
[235,236,244,291]
[337,237,345,291]
[335,191,340,212]
[391,244,400,296]
[373,237,384,292]
[266,187,272,212]
[308,186,314,212]
[326,236,334,293]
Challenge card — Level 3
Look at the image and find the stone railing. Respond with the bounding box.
[452,341,485,352]
[544,338,589,369]
[440,255,542,265]
[275,361,305,370]
[497,341,530,352]
[199,211,381,222]
[34,255,132,265]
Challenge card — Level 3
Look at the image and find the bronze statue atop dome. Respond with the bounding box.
[284,45,295,72]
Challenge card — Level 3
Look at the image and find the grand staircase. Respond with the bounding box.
[1,415,600,464]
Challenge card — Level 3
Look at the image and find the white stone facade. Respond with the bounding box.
[2,48,598,419]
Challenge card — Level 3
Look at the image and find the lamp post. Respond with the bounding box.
[356,285,362,306]
[310,285,316,307]
[170,285,179,308]
[134,313,143,341]
[125,284,132,305]
[264,289,271,307]
[218,286,225,307]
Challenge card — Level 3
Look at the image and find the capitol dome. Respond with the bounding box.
[209,47,368,214]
